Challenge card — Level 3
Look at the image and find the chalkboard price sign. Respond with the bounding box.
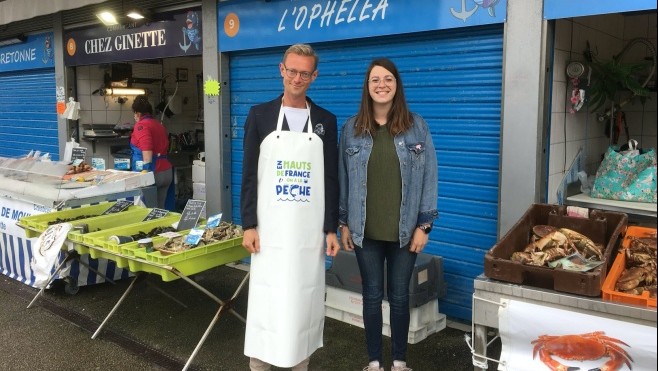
[101,200,133,215]
[142,208,169,221]
[71,147,87,162]
[177,199,206,231]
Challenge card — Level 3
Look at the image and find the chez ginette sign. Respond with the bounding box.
[217,0,507,52]
[64,8,202,66]
[0,32,55,73]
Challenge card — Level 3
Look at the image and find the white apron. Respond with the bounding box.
[244,104,326,367]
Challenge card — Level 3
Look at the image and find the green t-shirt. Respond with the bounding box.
[364,124,402,242]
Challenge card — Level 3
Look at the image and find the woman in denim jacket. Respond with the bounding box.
[338,58,438,371]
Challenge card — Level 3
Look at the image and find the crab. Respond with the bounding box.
[532,331,633,371]
[559,228,603,260]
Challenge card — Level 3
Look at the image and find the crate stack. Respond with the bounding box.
[325,250,447,344]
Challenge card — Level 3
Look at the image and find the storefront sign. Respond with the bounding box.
[64,8,202,66]
[218,0,507,52]
[544,0,656,20]
[0,32,55,73]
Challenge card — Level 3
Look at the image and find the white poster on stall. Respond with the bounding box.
[498,299,656,371]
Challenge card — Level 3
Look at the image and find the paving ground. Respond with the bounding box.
[0,264,501,371]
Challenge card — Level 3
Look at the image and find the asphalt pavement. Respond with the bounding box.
[0,264,500,371]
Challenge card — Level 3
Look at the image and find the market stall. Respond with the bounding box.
[0,155,156,289]
[20,203,249,371]
[469,204,657,370]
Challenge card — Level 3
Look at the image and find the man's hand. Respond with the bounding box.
[340,225,354,251]
[242,228,260,254]
[325,232,340,257]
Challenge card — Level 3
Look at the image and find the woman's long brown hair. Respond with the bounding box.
[354,58,413,136]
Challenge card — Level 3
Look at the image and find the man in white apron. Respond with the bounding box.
[240,44,340,370]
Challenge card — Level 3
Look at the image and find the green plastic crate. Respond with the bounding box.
[87,245,130,269]
[67,208,152,243]
[18,202,140,238]
[80,214,182,252]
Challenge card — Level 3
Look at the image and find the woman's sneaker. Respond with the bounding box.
[391,360,412,371]
[363,360,384,371]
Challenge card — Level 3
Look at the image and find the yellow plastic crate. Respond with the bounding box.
[18,202,140,238]
[80,214,181,252]
[67,208,152,243]
[127,234,246,281]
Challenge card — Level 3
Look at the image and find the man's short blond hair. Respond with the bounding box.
[283,43,319,71]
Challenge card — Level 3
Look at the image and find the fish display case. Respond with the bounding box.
[484,204,628,297]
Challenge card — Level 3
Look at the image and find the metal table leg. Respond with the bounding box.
[182,271,250,371]
[92,273,144,339]
[26,253,71,309]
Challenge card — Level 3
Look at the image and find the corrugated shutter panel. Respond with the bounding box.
[0,69,58,159]
[229,24,503,321]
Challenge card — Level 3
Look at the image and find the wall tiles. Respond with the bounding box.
[550,112,565,144]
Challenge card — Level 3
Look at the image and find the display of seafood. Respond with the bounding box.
[130,226,177,241]
[615,231,657,298]
[154,222,243,254]
[510,225,603,267]
[66,161,93,175]
[47,214,97,225]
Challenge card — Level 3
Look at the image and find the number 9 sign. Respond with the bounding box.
[224,13,240,38]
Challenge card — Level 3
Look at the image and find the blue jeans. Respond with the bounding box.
[354,238,418,364]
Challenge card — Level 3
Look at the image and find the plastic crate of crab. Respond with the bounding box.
[484,204,627,297]
[602,226,657,307]
[119,222,247,281]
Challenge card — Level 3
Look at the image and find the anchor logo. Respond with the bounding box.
[450,0,477,22]
[450,0,500,22]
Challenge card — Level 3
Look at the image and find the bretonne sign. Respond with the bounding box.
[0,32,55,73]
[63,8,202,66]
[217,0,507,52]
[544,0,656,20]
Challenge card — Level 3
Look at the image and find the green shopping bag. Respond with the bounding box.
[590,142,657,203]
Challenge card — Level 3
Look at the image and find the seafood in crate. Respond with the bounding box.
[510,225,603,267]
[154,222,243,255]
[615,230,657,298]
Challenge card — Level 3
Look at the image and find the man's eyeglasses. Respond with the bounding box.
[283,64,314,81]
[368,76,396,86]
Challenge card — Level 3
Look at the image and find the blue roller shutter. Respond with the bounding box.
[0,69,59,159]
[229,24,503,321]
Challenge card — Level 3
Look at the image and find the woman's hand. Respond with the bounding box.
[409,227,429,253]
[340,225,355,251]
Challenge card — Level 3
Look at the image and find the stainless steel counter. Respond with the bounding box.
[471,274,657,370]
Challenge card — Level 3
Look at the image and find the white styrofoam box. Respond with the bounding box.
[193,182,206,201]
[325,286,443,331]
[325,305,446,344]
[192,160,205,183]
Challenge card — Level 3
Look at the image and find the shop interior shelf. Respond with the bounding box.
[17,202,140,238]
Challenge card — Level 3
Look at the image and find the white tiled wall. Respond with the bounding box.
[74,56,203,168]
[547,13,657,203]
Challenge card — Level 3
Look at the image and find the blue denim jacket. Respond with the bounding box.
[338,113,438,248]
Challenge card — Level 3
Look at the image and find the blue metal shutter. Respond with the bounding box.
[229,25,503,321]
[0,69,59,159]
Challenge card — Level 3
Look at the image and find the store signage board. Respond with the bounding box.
[177,199,205,231]
[102,200,133,215]
[217,0,507,52]
[70,147,87,163]
[544,0,656,20]
[63,8,202,66]
[143,208,169,221]
[0,32,55,73]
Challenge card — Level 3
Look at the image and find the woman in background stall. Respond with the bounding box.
[130,95,175,210]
